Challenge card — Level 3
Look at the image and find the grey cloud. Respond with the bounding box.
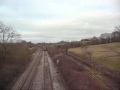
[0,0,119,43]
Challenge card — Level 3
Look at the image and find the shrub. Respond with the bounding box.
[0,43,32,89]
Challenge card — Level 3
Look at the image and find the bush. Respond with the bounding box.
[0,43,32,89]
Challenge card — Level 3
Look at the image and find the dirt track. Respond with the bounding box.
[11,48,67,90]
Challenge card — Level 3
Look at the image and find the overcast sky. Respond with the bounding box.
[0,0,120,43]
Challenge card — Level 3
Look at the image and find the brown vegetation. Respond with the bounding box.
[47,46,105,89]
[47,41,120,89]
[0,21,38,89]
[0,43,38,89]
[54,55,105,90]
[68,51,120,89]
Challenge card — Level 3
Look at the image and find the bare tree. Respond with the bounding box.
[64,42,70,54]
[90,36,99,45]
[0,21,21,63]
[100,33,111,43]
[111,25,120,42]
[81,43,92,60]
[115,25,120,31]
[112,31,120,42]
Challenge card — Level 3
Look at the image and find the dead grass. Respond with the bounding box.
[46,43,120,89]
[69,42,120,71]
[68,43,120,89]
[54,55,105,90]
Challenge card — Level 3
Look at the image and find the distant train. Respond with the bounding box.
[43,48,47,51]
[39,45,47,51]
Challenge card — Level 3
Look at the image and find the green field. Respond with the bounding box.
[69,42,120,71]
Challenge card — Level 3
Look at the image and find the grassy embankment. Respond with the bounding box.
[0,44,38,89]
[69,42,120,72]
[47,43,120,89]
[47,46,105,90]
[54,55,106,90]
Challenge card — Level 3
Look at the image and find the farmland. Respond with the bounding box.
[69,42,120,72]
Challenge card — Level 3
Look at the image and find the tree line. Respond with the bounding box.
[56,25,120,54]
[85,25,120,45]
